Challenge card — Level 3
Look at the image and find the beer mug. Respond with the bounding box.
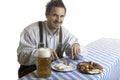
[36,48,51,78]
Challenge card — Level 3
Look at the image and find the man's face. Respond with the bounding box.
[46,7,66,30]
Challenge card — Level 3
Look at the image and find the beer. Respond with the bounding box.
[36,48,51,78]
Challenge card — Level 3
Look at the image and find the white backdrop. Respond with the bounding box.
[0,0,120,80]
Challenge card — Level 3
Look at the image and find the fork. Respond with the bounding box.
[66,56,71,66]
[63,52,71,66]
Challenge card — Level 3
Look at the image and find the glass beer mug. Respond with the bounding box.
[36,48,51,78]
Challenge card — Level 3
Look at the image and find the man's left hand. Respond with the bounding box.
[71,43,80,59]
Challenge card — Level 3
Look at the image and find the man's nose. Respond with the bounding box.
[56,16,61,22]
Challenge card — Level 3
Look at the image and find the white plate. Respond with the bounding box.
[51,60,76,72]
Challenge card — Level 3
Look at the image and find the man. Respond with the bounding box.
[17,0,83,78]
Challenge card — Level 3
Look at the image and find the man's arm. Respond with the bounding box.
[62,27,87,59]
[17,29,37,65]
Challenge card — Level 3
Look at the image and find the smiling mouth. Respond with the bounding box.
[54,22,61,26]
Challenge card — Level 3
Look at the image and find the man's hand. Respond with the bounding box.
[51,49,59,60]
[71,43,80,59]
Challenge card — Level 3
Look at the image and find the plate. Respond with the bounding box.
[51,60,76,72]
[77,61,103,74]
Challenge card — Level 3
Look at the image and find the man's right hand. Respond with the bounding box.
[51,50,59,60]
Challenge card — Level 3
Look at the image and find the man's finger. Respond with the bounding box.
[51,50,55,60]
[53,50,59,59]
[71,46,76,59]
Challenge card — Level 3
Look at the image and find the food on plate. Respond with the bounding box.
[54,63,71,70]
[77,61,103,74]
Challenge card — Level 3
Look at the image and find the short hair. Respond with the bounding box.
[46,0,66,14]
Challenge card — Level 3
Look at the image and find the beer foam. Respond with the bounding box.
[36,48,51,58]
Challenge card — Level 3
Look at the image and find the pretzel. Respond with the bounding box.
[77,61,103,74]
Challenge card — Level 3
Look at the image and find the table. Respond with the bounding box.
[18,38,120,80]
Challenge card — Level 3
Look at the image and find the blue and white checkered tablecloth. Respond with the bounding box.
[19,38,120,80]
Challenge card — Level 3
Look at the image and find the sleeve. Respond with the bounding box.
[62,28,87,59]
[17,29,38,65]
[62,28,78,56]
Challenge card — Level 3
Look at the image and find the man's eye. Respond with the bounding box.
[53,14,57,16]
[61,15,64,18]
